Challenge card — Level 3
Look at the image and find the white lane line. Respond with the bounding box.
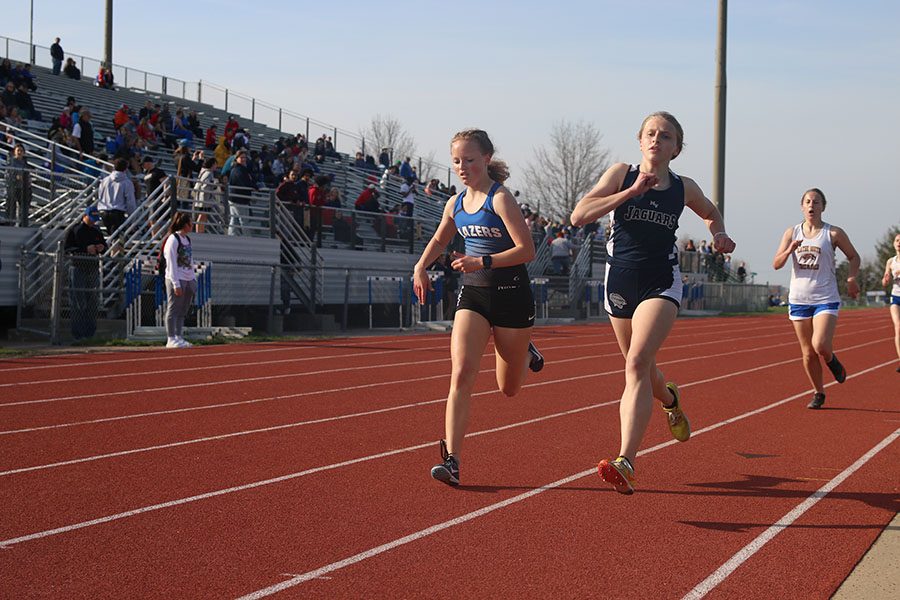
[0,326,800,386]
[681,428,900,600]
[1,324,887,434]
[1,334,805,475]
[8,322,876,409]
[0,355,891,550]
[234,361,896,599]
[3,335,887,474]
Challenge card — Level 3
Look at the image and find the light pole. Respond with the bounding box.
[103,0,113,69]
[713,0,727,217]
[29,0,34,64]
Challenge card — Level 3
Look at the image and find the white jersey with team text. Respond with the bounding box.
[788,222,840,305]
[890,256,900,297]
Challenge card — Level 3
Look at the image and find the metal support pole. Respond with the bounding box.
[713,0,728,217]
[198,80,202,104]
[225,89,229,113]
[103,0,113,69]
[268,190,277,238]
[333,127,338,152]
[342,268,350,331]
[49,241,65,345]
[252,98,256,121]
[267,266,276,333]
[305,118,310,143]
[278,108,282,132]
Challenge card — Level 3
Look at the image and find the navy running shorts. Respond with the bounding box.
[603,263,682,319]
[456,283,535,328]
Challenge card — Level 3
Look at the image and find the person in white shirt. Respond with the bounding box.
[772,188,860,408]
[880,233,900,372]
[163,212,197,348]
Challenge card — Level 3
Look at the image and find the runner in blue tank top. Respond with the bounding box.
[413,129,544,487]
[571,111,736,494]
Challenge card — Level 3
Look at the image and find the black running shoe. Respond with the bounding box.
[528,342,544,373]
[807,392,826,409]
[431,439,459,486]
[826,354,846,383]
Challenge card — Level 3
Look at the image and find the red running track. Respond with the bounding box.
[0,309,897,599]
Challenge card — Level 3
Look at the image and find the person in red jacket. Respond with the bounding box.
[205,124,218,149]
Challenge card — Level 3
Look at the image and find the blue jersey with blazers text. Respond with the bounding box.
[606,164,685,269]
[453,182,527,286]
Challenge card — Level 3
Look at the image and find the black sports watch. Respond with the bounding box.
[481,255,493,269]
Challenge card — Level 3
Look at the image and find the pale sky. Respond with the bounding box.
[5,1,899,286]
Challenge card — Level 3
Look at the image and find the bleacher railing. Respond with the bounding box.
[1,34,451,179]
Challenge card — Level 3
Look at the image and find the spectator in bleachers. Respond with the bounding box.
[50,38,64,75]
[307,174,330,242]
[141,156,168,198]
[187,110,202,137]
[136,117,157,148]
[399,157,414,180]
[173,144,198,200]
[737,261,747,283]
[325,188,342,208]
[5,106,25,130]
[97,66,114,89]
[313,134,326,158]
[549,230,576,275]
[271,152,287,182]
[138,100,154,121]
[5,143,32,227]
[355,184,381,213]
[354,151,366,168]
[232,128,250,152]
[224,115,240,139]
[13,84,41,121]
[0,59,11,86]
[227,150,256,235]
[276,169,307,226]
[64,206,106,340]
[72,109,95,157]
[324,136,337,157]
[378,148,390,169]
[59,105,73,130]
[172,109,194,145]
[97,158,137,235]
[1,82,16,109]
[113,104,130,129]
[683,238,696,252]
[14,64,37,91]
[192,157,219,233]
[63,58,81,80]
[214,134,231,169]
[399,177,416,217]
[364,155,378,171]
[204,124,218,149]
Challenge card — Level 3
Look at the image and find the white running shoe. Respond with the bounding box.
[165,338,181,348]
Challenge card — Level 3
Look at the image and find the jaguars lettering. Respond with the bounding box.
[622,205,677,230]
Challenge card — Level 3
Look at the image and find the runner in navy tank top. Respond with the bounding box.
[571,111,736,494]
[773,188,860,408]
[412,129,544,487]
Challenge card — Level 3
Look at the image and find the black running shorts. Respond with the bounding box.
[456,283,535,328]
[604,263,682,319]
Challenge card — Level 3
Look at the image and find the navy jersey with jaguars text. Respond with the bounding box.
[606,164,685,269]
[453,182,528,286]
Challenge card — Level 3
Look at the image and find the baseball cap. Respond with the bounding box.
[85,206,100,221]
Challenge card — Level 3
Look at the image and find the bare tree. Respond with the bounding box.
[359,114,416,167]
[523,120,610,221]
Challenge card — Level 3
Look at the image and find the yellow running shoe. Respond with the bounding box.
[662,382,691,442]
[598,456,636,495]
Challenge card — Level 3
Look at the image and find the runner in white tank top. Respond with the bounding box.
[773,188,860,408]
[880,233,900,371]
[788,222,840,305]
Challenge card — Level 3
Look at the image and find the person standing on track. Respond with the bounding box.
[773,188,860,409]
[413,129,544,487]
[162,212,198,349]
[881,232,900,372]
[570,111,736,495]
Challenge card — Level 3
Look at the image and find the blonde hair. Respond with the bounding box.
[637,111,685,159]
[451,128,510,183]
